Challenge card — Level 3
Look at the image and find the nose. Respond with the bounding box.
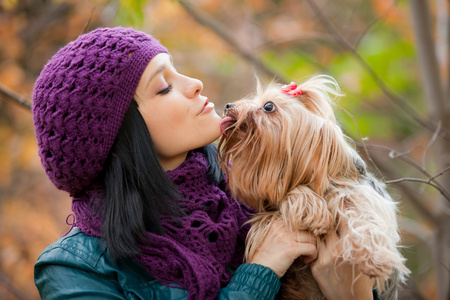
[179,73,203,98]
[190,77,203,98]
[224,103,235,114]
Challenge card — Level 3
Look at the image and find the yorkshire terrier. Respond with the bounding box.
[218,75,409,300]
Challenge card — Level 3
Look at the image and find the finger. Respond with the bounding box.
[298,243,318,264]
[303,255,317,265]
[294,231,317,245]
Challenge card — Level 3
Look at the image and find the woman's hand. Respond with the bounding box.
[249,221,317,278]
[310,229,374,300]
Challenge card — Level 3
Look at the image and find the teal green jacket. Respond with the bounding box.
[34,227,281,299]
[35,227,382,299]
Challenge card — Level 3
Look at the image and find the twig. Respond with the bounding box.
[389,144,420,159]
[0,83,32,110]
[357,142,450,199]
[304,0,449,140]
[82,7,96,34]
[386,177,450,200]
[179,1,281,81]
[429,166,450,183]
[359,143,430,176]
[422,120,442,168]
[256,34,336,51]
[339,107,384,179]
[353,0,398,49]
[369,152,437,224]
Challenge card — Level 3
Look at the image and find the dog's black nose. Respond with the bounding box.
[224,103,235,113]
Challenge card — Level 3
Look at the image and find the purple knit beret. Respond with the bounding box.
[32,27,169,195]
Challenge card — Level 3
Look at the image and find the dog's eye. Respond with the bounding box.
[263,101,276,113]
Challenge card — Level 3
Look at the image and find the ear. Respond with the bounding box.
[297,75,342,121]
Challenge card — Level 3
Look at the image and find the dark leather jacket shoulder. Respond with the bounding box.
[34,227,281,299]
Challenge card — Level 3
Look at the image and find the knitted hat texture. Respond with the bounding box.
[32,27,168,195]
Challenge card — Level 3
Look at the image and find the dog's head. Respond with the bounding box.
[218,76,359,210]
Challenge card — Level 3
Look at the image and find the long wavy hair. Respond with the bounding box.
[102,99,223,259]
[219,76,408,300]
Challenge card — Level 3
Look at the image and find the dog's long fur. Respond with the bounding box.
[218,75,409,300]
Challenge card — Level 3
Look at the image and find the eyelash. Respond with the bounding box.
[157,84,173,95]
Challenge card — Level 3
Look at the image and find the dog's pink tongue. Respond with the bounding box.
[220,116,236,135]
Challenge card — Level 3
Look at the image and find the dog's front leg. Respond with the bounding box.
[279,186,334,236]
[332,185,409,285]
[276,186,333,300]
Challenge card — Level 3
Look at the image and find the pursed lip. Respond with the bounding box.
[198,98,215,115]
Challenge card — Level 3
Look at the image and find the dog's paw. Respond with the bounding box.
[308,218,333,236]
[357,259,392,278]
[353,248,408,279]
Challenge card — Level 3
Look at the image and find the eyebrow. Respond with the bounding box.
[145,65,166,90]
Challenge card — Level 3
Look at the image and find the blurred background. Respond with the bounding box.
[0,0,449,299]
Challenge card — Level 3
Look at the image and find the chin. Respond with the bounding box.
[206,115,223,141]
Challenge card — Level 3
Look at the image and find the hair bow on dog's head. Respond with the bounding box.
[280,82,303,96]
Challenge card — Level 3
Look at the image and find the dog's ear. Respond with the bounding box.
[297,75,342,121]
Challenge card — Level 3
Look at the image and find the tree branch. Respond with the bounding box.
[353,0,398,49]
[429,166,450,183]
[0,83,32,110]
[386,177,450,200]
[365,151,437,224]
[357,142,450,199]
[179,1,282,81]
[422,120,442,168]
[304,0,449,140]
[409,0,446,121]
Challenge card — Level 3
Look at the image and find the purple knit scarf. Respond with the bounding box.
[72,150,253,299]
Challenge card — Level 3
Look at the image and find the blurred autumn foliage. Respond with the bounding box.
[0,0,449,299]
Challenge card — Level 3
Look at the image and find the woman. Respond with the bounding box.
[32,27,377,299]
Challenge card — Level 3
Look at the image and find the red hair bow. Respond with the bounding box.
[280,82,303,96]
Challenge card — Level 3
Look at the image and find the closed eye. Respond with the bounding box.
[157,84,173,95]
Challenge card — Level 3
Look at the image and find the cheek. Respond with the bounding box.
[142,102,184,132]
[141,107,189,151]
[146,114,180,145]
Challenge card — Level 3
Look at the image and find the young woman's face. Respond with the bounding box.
[134,53,222,171]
